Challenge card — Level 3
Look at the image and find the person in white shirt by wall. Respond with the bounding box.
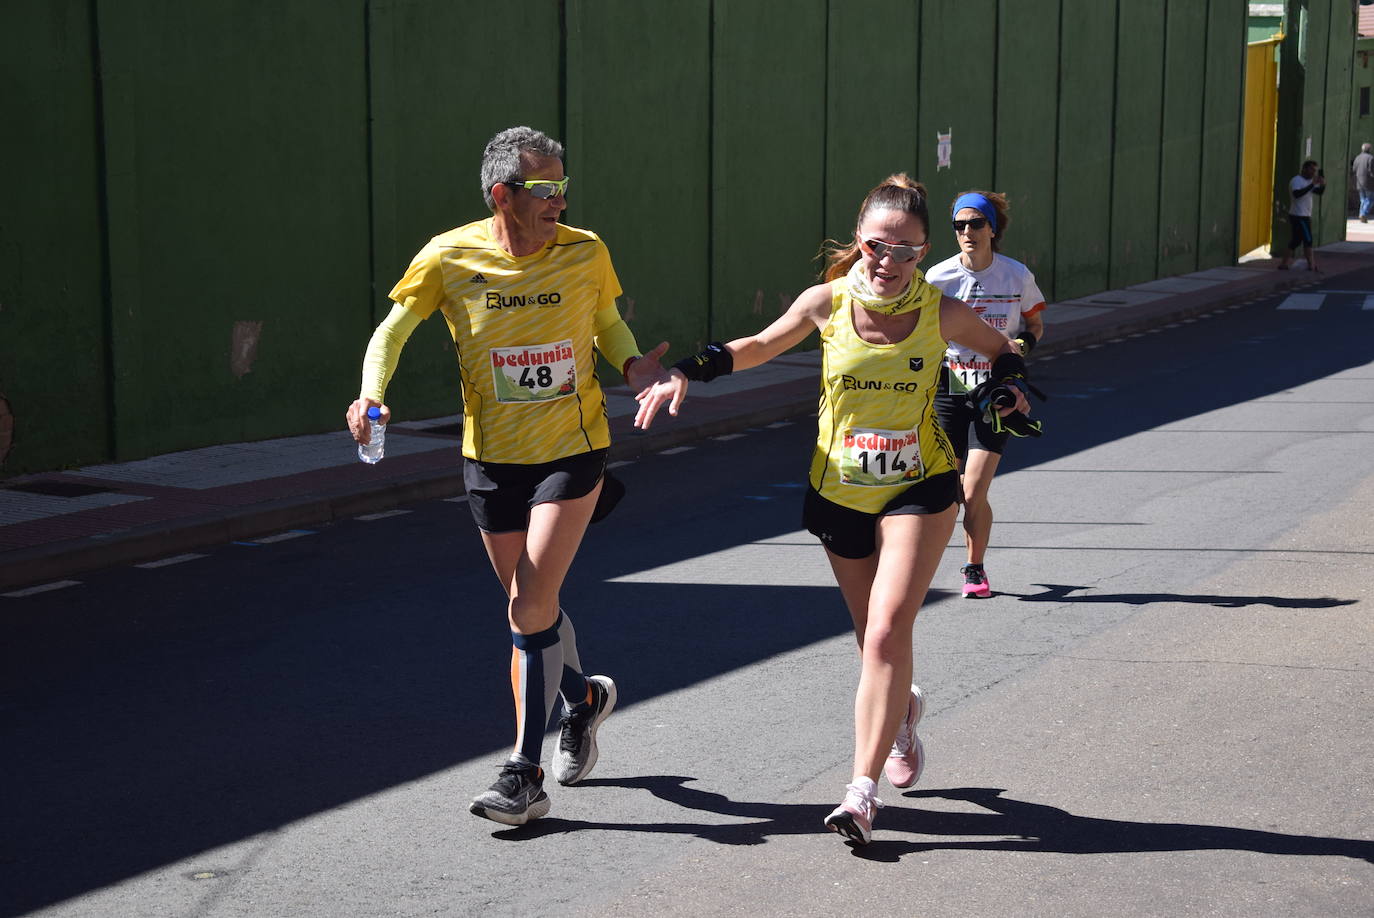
[1279,160,1326,272]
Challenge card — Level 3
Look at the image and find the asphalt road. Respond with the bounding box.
[3,278,1373,917]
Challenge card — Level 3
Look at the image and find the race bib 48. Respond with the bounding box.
[490,340,577,403]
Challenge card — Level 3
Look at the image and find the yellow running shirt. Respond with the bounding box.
[389,219,623,464]
[808,277,957,514]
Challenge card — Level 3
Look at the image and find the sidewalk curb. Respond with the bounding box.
[0,258,1361,591]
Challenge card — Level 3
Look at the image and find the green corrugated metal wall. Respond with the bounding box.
[1111,1,1165,289]
[1056,1,1117,300]
[566,0,712,358]
[1199,1,1246,267]
[711,1,827,343]
[0,1,110,470]
[995,1,1059,286]
[0,0,1313,475]
[94,1,372,460]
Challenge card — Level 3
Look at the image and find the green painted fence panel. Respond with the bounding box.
[368,0,560,421]
[995,0,1060,295]
[1196,0,1245,268]
[1301,0,1330,160]
[1271,2,1306,253]
[917,0,998,270]
[1055,0,1116,300]
[566,0,711,364]
[711,0,827,344]
[824,0,920,254]
[96,1,371,459]
[1319,3,1354,244]
[1109,1,1165,289]
[0,1,110,473]
[1157,0,1208,277]
[1298,0,1331,245]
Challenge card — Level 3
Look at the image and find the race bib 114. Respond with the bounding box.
[839,427,925,487]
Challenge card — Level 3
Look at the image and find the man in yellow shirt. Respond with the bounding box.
[346,126,669,825]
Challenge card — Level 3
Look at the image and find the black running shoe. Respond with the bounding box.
[469,760,551,825]
[551,675,617,785]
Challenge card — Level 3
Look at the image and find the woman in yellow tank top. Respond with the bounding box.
[635,174,1033,845]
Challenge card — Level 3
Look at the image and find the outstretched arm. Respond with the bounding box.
[633,284,831,429]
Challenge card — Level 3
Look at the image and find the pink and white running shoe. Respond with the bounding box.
[884,684,927,788]
[824,780,884,845]
[961,564,991,598]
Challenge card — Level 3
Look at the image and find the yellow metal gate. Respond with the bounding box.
[1240,37,1281,254]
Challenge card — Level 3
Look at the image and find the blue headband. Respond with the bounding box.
[951,193,997,233]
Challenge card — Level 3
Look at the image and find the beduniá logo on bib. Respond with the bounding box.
[485,291,563,309]
[843,431,918,451]
[491,344,575,368]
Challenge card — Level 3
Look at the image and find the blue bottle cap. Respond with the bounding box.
[366,406,382,420]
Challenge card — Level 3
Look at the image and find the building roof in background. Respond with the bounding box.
[1362,5,1374,37]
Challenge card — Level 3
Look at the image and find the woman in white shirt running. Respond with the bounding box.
[925,191,1046,599]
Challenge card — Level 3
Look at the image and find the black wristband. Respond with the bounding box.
[1013,330,1037,355]
[673,342,734,382]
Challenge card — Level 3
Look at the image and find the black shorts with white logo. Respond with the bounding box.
[463,448,608,533]
[802,470,960,560]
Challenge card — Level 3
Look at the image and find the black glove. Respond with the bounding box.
[969,352,1048,436]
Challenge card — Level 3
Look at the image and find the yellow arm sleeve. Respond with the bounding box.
[592,305,641,377]
[359,301,424,401]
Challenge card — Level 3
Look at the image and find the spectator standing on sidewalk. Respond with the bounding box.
[925,191,1045,600]
[1279,159,1326,271]
[1352,143,1374,223]
[346,125,671,826]
[633,174,1033,845]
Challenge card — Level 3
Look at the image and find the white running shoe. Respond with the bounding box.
[551,675,617,785]
[884,684,926,788]
[824,780,884,845]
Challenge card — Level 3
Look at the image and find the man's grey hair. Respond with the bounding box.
[480,126,565,211]
[1363,142,1371,153]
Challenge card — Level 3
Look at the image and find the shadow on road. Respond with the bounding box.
[1007,583,1359,609]
[493,776,1374,866]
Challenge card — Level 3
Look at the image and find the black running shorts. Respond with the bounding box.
[463,448,608,533]
[802,470,960,560]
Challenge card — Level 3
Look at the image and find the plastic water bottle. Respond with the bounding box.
[358,406,385,464]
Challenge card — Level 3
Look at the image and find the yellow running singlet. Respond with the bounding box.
[808,277,956,514]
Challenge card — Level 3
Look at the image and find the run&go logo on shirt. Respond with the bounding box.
[485,291,563,309]
[841,374,924,393]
